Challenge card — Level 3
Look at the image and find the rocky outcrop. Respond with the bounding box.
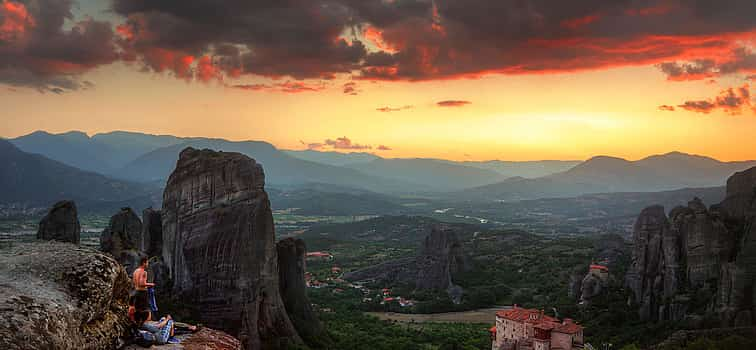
[161,148,301,350]
[416,225,467,290]
[37,200,80,244]
[123,328,243,350]
[101,207,144,275]
[141,208,163,258]
[626,166,756,325]
[344,224,469,302]
[580,273,604,302]
[0,241,131,350]
[277,238,327,346]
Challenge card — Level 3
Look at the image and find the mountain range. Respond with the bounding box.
[0,139,158,212]
[6,130,756,202]
[460,153,756,201]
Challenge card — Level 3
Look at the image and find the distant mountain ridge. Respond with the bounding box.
[0,139,158,211]
[8,130,756,198]
[461,152,756,201]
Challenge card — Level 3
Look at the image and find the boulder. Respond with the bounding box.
[37,200,80,244]
[0,241,131,350]
[101,207,144,275]
[161,147,301,350]
[276,238,327,346]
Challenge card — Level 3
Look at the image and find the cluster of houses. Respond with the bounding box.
[491,305,584,350]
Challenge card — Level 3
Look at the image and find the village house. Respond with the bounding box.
[588,264,609,282]
[491,306,584,350]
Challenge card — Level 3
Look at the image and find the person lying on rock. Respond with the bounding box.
[133,257,157,312]
[134,310,176,345]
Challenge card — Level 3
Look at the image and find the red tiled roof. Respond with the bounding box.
[590,264,608,271]
[496,307,558,324]
[489,326,497,333]
[554,322,583,334]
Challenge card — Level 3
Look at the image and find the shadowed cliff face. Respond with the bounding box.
[626,166,756,325]
[37,200,81,244]
[161,147,301,350]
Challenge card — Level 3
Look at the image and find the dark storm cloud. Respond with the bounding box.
[0,0,118,92]
[3,0,756,92]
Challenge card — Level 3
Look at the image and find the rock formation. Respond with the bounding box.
[161,147,301,350]
[626,166,756,325]
[277,238,327,346]
[37,200,80,244]
[0,241,131,349]
[141,208,163,257]
[100,207,144,275]
[344,224,469,302]
[123,328,243,350]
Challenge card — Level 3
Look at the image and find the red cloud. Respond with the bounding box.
[377,145,392,151]
[437,100,471,107]
[677,84,753,115]
[658,105,676,111]
[302,136,384,151]
[0,0,33,41]
[342,81,358,95]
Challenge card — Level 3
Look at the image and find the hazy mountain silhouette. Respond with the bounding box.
[283,150,380,166]
[344,158,507,191]
[0,139,157,208]
[115,139,424,193]
[10,130,186,173]
[453,159,581,178]
[461,152,756,201]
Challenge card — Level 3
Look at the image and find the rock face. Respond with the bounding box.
[37,200,80,244]
[626,166,756,325]
[277,238,327,345]
[161,148,301,350]
[101,207,144,275]
[0,241,131,350]
[141,208,163,257]
[344,224,469,302]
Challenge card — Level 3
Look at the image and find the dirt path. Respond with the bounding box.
[365,306,511,324]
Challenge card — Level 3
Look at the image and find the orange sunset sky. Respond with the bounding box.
[1,0,755,161]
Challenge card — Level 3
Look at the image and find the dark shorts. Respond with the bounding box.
[134,290,149,311]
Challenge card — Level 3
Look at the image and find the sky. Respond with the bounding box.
[1,0,755,161]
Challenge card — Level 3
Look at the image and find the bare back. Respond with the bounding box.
[133,266,147,291]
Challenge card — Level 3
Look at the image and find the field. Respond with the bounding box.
[366,307,510,324]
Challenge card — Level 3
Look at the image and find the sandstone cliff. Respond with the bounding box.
[37,200,80,244]
[626,166,756,325]
[277,238,328,346]
[101,207,144,275]
[343,224,469,302]
[0,241,131,350]
[161,147,302,350]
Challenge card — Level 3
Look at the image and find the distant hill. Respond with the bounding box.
[460,152,756,201]
[283,150,380,166]
[0,139,158,210]
[344,158,507,191]
[268,183,406,216]
[10,130,186,173]
[114,139,423,193]
[449,159,581,178]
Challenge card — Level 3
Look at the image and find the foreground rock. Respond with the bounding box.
[123,328,242,350]
[626,166,756,325]
[0,241,130,350]
[37,200,80,244]
[162,148,302,350]
[344,224,469,302]
[101,207,144,275]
